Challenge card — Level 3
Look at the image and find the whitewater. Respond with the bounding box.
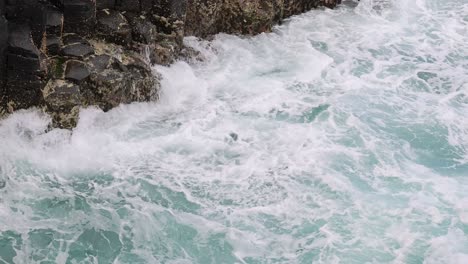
[1,0,468,263]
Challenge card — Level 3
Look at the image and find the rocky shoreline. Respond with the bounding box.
[0,0,341,129]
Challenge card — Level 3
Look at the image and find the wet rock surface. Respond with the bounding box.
[185,0,342,37]
[0,0,343,128]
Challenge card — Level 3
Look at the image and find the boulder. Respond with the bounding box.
[42,79,81,128]
[65,60,90,83]
[82,51,158,111]
[148,43,176,65]
[63,0,96,34]
[126,14,158,44]
[61,42,94,58]
[7,22,41,59]
[116,0,140,12]
[96,9,132,45]
[86,54,112,72]
[185,0,342,37]
[63,33,89,45]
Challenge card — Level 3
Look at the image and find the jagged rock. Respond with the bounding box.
[0,15,7,91]
[6,70,44,109]
[96,9,132,45]
[0,1,5,16]
[44,4,64,55]
[47,56,67,79]
[42,79,81,128]
[126,14,158,44]
[6,52,46,74]
[148,43,175,65]
[86,54,112,72]
[7,22,40,58]
[5,22,46,111]
[116,0,140,12]
[185,0,341,37]
[63,33,89,45]
[185,0,283,36]
[82,51,158,111]
[46,36,61,55]
[63,0,96,34]
[97,0,116,9]
[61,43,94,58]
[140,0,155,11]
[65,60,90,82]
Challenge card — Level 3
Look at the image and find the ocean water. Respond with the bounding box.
[1,0,468,263]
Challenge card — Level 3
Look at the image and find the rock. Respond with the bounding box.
[61,43,94,58]
[6,70,44,110]
[6,52,46,74]
[97,0,116,9]
[42,79,81,128]
[0,15,8,90]
[342,1,359,8]
[116,0,140,12]
[321,0,342,8]
[43,79,81,111]
[45,36,62,55]
[7,22,40,58]
[126,14,158,44]
[63,0,96,34]
[82,51,158,111]
[44,4,64,53]
[140,0,155,11]
[148,43,175,65]
[229,132,238,141]
[47,56,67,79]
[0,0,343,129]
[45,5,64,34]
[185,0,342,37]
[0,0,4,16]
[96,9,132,45]
[63,33,89,46]
[86,54,112,72]
[5,21,46,111]
[65,60,90,82]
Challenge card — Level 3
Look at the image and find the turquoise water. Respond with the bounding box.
[1,0,468,263]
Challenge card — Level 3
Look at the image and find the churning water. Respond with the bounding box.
[1,0,468,263]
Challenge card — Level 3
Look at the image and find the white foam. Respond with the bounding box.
[0,0,468,262]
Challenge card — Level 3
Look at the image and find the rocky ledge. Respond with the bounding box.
[0,0,341,129]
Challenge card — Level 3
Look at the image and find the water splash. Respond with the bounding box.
[0,0,467,263]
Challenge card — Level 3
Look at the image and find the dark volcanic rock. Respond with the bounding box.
[61,43,94,58]
[6,52,46,74]
[46,36,62,55]
[127,14,158,44]
[42,79,81,128]
[96,9,132,45]
[63,33,89,46]
[65,60,90,82]
[63,0,96,34]
[116,0,140,12]
[0,15,8,91]
[44,4,64,55]
[7,22,40,58]
[82,51,158,111]
[185,0,342,37]
[148,43,176,66]
[97,0,116,9]
[86,54,112,72]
